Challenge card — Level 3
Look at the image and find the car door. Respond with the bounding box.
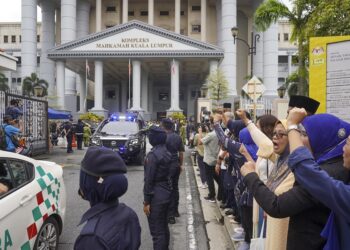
[0,158,37,250]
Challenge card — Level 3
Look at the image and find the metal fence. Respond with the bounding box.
[240,96,273,118]
[0,90,49,155]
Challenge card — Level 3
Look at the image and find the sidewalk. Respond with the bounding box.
[189,147,246,250]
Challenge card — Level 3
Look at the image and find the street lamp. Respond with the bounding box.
[33,85,44,97]
[200,84,209,98]
[231,26,260,77]
[277,85,287,99]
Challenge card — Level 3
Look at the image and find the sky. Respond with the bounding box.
[0,0,292,22]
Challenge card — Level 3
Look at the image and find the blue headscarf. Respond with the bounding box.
[239,128,258,161]
[302,114,350,164]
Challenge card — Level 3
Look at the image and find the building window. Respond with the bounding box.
[16,57,21,65]
[159,11,169,16]
[284,33,289,41]
[192,6,201,11]
[181,10,185,16]
[37,35,40,43]
[37,57,40,64]
[106,90,116,99]
[128,11,134,16]
[278,55,288,63]
[278,77,286,83]
[12,78,16,83]
[140,11,148,16]
[278,33,280,41]
[17,78,21,83]
[106,6,116,12]
[4,36,8,43]
[19,35,21,43]
[11,35,16,43]
[192,24,201,33]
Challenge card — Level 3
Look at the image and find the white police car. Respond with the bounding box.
[0,151,66,250]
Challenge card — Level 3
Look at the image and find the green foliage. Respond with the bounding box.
[0,72,9,91]
[22,72,49,96]
[79,112,104,122]
[168,112,186,123]
[206,69,229,107]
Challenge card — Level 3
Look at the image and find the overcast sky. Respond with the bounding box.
[0,0,292,22]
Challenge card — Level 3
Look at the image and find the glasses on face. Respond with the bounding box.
[272,131,288,139]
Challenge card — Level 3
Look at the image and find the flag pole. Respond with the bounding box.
[128,59,131,110]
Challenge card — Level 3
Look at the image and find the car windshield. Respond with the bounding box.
[99,121,139,136]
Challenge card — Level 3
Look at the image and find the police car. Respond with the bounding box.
[0,151,66,250]
[90,113,146,165]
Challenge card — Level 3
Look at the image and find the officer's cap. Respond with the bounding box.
[289,95,320,114]
[81,146,127,177]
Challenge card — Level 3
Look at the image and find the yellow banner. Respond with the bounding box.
[309,36,350,113]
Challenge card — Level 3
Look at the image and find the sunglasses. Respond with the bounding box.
[272,131,288,139]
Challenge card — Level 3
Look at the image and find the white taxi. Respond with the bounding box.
[0,150,66,250]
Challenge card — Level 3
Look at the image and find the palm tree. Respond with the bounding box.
[254,0,318,95]
[22,72,49,96]
[0,72,9,91]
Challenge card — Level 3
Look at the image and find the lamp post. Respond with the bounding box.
[277,85,287,99]
[200,84,209,98]
[231,27,260,77]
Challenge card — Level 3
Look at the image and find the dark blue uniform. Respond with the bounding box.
[144,144,172,250]
[165,132,184,219]
[75,121,85,150]
[74,201,141,250]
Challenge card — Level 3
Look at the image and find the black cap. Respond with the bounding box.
[289,95,320,114]
[161,118,174,130]
[81,146,127,177]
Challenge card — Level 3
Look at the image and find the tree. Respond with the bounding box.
[0,72,9,91]
[206,69,229,107]
[254,0,318,95]
[22,72,49,96]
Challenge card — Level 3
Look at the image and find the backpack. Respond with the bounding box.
[0,125,8,150]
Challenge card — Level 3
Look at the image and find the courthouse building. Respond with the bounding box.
[3,0,281,119]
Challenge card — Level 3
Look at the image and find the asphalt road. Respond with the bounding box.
[36,146,209,250]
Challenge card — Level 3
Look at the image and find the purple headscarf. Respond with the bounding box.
[302,114,350,164]
[239,127,258,161]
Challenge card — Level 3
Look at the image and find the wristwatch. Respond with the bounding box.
[287,124,299,133]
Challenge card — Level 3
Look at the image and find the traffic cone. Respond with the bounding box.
[72,134,77,148]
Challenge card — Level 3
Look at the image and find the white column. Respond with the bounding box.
[168,59,181,111]
[141,70,149,111]
[148,80,154,115]
[263,23,278,96]
[209,60,219,73]
[131,60,142,110]
[201,0,207,42]
[40,0,55,97]
[77,0,90,38]
[121,80,128,111]
[148,0,154,25]
[78,74,86,113]
[175,0,181,33]
[253,1,264,79]
[61,0,77,107]
[56,61,65,109]
[288,52,292,76]
[122,0,128,23]
[96,0,102,32]
[21,0,37,80]
[92,61,104,110]
[221,0,237,97]
[216,0,222,47]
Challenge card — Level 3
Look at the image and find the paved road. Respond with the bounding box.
[35,146,209,250]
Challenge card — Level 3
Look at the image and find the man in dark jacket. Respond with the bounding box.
[64,119,74,153]
[75,146,141,250]
[162,118,184,224]
[144,126,172,250]
[75,119,85,150]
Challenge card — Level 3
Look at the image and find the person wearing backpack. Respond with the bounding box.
[1,115,22,152]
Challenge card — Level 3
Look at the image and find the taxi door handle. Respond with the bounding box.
[20,195,34,206]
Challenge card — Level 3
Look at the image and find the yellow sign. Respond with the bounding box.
[309,36,350,113]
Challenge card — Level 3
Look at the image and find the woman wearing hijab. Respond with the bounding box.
[240,111,350,250]
[287,108,350,250]
[75,146,141,250]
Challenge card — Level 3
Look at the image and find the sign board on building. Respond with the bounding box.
[242,76,265,101]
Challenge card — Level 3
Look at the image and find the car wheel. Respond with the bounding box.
[33,217,59,250]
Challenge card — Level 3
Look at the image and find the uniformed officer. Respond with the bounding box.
[75,146,141,250]
[143,126,172,250]
[75,119,85,150]
[161,118,184,224]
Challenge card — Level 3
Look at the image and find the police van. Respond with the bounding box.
[90,112,146,165]
[0,151,66,250]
